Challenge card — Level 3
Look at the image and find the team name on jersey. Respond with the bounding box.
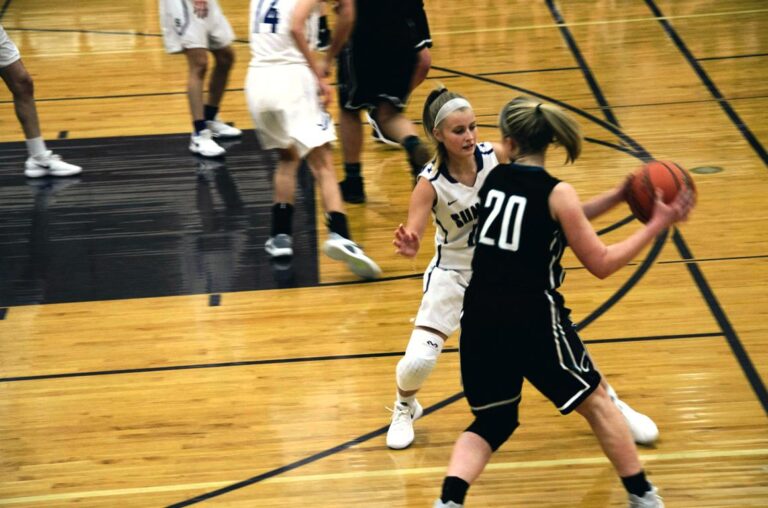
[450,203,479,228]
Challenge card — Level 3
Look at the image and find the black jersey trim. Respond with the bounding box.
[437,145,486,184]
[509,162,546,172]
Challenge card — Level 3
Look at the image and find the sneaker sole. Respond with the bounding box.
[210,132,242,139]
[24,169,48,178]
[265,246,293,258]
[189,145,226,158]
[323,244,381,279]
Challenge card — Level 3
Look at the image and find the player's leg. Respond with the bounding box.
[185,48,225,157]
[338,106,365,202]
[388,267,468,448]
[206,45,241,139]
[601,378,659,445]
[373,101,431,178]
[574,388,664,507]
[305,143,380,279]
[1,58,81,177]
[265,147,301,257]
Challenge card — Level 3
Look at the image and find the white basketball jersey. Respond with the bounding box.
[249,0,319,67]
[419,142,499,271]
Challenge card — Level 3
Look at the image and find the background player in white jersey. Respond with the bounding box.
[159,0,242,157]
[388,88,661,451]
[433,97,694,508]
[246,0,380,279]
[1,25,81,178]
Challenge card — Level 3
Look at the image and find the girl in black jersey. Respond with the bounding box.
[433,97,694,508]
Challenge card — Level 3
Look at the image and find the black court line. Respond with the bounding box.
[698,53,768,62]
[426,66,580,81]
[585,137,639,157]
[0,0,12,21]
[429,66,649,159]
[544,0,621,128]
[165,391,466,508]
[0,307,7,320]
[672,229,768,415]
[208,294,221,307]
[0,331,722,384]
[3,26,163,38]
[576,229,668,330]
[595,215,636,236]
[57,130,68,139]
[660,254,768,265]
[644,0,768,167]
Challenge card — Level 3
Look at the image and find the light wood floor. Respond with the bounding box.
[1,1,767,506]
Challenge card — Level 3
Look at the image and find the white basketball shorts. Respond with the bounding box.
[414,264,472,337]
[245,64,336,158]
[0,26,21,68]
[159,0,235,53]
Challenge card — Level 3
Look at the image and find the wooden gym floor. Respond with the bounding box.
[1,1,767,506]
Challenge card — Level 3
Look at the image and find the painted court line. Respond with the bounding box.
[2,448,765,505]
[430,9,768,36]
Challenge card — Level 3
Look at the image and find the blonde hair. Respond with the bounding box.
[499,96,582,164]
[422,86,472,167]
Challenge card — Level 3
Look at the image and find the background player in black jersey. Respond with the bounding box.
[433,97,695,508]
[335,0,433,203]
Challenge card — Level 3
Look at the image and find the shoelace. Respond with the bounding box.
[386,405,412,425]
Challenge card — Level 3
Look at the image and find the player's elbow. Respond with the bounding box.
[581,250,615,280]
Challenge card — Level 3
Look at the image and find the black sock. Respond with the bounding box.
[401,135,421,154]
[441,476,469,504]
[344,162,362,179]
[621,470,651,497]
[193,119,207,135]
[204,104,219,122]
[326,211,350,239]
[271,203,294,236]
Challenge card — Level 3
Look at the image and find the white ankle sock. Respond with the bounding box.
[25,137,47,158]
[396,392,416,406]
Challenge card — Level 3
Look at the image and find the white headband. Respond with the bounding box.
[434,98,472,127]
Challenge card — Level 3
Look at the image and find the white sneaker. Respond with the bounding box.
[24,150,82,178]
[628,486,664,508]
[365,110,400,147]
[206,118,242,139]
[614,398,659,445]
[433,500,463,508]
[265,234,293,257]
[386,399,423,449]
[323,232,381,280]
[190,129,226,157]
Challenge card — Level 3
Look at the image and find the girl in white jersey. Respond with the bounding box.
[387,87,506,449]
[245,0,380,279]
[387,87,661,450]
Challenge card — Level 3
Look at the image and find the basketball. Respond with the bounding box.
[624,160,696,223]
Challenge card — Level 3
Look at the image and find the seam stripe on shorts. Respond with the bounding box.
[471,393,521,412]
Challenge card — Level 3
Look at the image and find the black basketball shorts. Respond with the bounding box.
[459,287,602,416]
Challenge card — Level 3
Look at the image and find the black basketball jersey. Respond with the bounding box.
[353,1,413,48]
[470,163,565,292]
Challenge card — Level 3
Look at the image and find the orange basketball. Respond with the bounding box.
[624,160,696,223]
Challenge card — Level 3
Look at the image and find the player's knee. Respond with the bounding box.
[466,403,519,452]
[214,47,235,69]
[396,328,444,391]
[10,71,34,99]
[574,385,610,419]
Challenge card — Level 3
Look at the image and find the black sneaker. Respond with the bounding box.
[340,177,366,204]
